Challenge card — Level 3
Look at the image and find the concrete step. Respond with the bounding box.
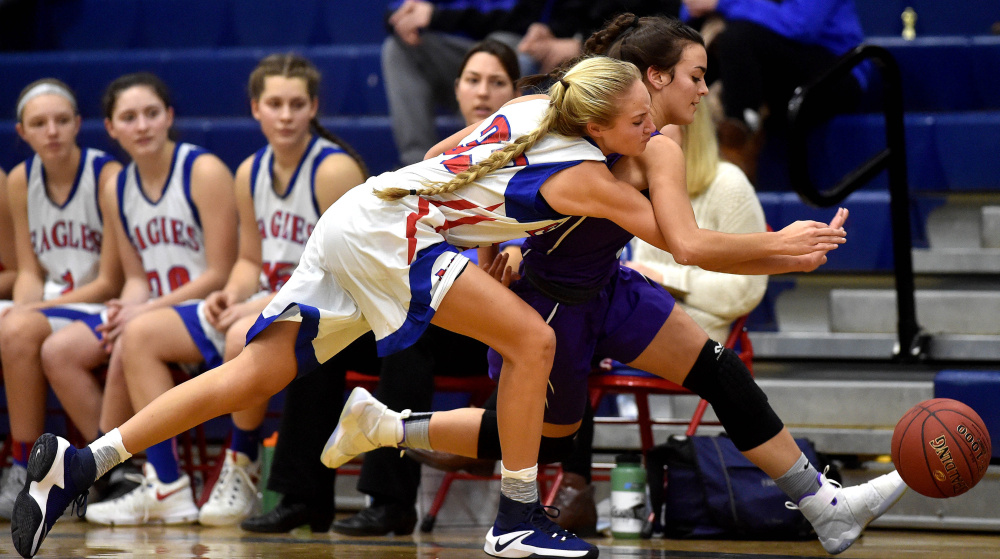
[923,201,1000,248]
[846,461,1000,532]
[830,288,1000,335]
[749,331,1000,361]
[912,247,1000,274]
[593,371,934,456]
[984,206,1000,247]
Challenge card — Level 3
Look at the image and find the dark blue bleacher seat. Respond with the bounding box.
[901,0,1000,37]
[231,0,324,47]
[972,36,1000,115]
[0,115,464,181]
[139,0,234,49]
[0,46,386,121]
[33,0,140,51]
[855,0,1000,37]
[759,191,899,272]
[935,371,1000,460]
[28,0,387,50]
[933,112,1000,192]
[871,37,1000,112]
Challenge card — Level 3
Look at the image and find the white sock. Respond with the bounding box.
[500,462,538,503]
[89,429,133,480]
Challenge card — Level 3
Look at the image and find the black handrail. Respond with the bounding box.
[787,44,927,362]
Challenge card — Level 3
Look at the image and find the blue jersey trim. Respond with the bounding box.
[277,135,318,202]
[377,242,461,357]
[175,303,223,369]
[248,145,269,199]
[90,149,116,224]
[181,145,209,229]
[39,150,86,210]
[245,303,321,376]
[116,167,132,246]
[312,145,346,216]
[40,307,102,339]
[136,142,181,206]
[503,161,581,222]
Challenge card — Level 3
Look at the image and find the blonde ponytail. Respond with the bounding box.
[375,57,640,201]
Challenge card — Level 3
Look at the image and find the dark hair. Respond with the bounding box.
[101,72,173,120]
[248,52,369,178]
[459,39,521,84]
[584,13,704,83]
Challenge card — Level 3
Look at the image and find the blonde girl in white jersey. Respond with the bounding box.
[88,53,368,528]
[13,57,845,559]
[26,73,237,519]
[0,79,122,520]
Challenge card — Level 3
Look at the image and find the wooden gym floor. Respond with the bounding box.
[2,520,999,559]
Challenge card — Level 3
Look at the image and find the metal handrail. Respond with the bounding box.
[787,44,927,361]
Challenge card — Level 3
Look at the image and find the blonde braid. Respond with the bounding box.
[374,56,639,202]
[374,108,557,201]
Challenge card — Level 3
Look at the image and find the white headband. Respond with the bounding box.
[16,83,78,121]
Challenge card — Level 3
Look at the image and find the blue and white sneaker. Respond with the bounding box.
[484,495,598,558]
[11,434,95,558]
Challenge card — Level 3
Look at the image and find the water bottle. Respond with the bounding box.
[610,453,646,539]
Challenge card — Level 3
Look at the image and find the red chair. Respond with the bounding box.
[586,314,753,454]
[534,315,755,505]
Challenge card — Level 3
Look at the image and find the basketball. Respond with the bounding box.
[891,398,991,498]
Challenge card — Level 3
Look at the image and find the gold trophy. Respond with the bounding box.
[902,7,917,40]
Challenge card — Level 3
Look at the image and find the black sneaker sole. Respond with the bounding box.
[11,433,60,558]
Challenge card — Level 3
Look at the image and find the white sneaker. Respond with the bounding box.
[85,463,199,526]
[0,463,27,519]
[321,387,408,468]
[787,470,907,555]
[198,449,261,526]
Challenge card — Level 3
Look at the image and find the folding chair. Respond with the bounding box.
[586,314,753,453]
[536,314,754,506]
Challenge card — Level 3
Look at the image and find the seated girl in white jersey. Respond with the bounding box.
[80,53,372,528]
[7,72,238,532]
[0,79,122,519]
[11,56,844,559]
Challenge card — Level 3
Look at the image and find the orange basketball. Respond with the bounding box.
[891,398,991,498]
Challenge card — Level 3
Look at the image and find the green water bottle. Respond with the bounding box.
[259,431,280,514]
[610,453,646,539]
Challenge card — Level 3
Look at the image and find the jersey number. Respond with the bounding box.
[60,271,74,295]
[441,115,528,174]
[146,266,191,297]
[261,261,296,292]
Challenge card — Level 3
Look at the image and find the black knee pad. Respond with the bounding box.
[474,409,577,464]
[538,433,576,465]
[682,339,784,451]
[476,409,502,460]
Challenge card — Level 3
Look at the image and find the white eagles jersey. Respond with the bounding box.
[250,135,345,292]
[373,98,607,250]
[27,147,114,299]
[117,143,209,298]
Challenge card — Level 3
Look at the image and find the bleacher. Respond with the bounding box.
[2,0,1000,529]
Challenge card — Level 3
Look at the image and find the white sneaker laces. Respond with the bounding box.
[785,466,840,511]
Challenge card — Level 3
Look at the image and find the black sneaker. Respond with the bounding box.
[11,434,96,558]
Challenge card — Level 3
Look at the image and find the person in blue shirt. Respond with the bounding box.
[680,0,868,181]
